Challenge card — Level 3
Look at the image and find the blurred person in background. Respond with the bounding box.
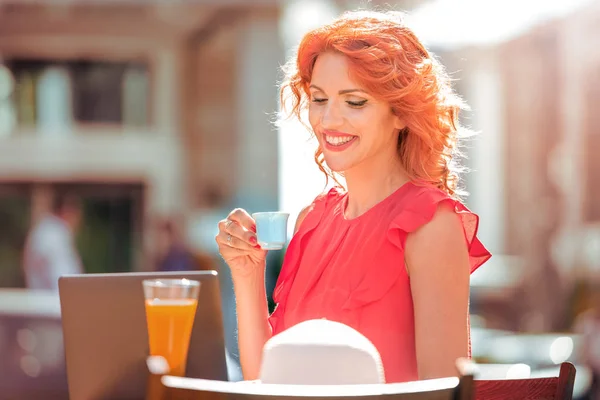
[216,10,491,383]
[154,217,215,272]
[22,192,84,291]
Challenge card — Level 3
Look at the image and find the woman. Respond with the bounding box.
[216,10,491,383]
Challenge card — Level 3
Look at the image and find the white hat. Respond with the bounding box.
[259,319,385,385]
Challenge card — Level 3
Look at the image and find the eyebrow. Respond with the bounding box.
[309,84,368,95]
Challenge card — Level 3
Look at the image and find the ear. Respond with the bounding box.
[393,114,406,131]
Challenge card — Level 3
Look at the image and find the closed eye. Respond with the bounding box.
[347,99,368,107]
[310,98,367,107]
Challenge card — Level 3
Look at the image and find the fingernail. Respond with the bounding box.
[250,236,257,245]
[254,245,262,249]
[250,225,256,233]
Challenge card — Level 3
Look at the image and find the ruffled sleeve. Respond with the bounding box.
[387,186,491,274]
[342,185,491,311]
[268,188,340,333]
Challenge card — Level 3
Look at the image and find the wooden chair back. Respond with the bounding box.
[473,362,576,400]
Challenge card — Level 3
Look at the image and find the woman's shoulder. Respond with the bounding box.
[391,182,464,224]
[294,187,345,233]
[405,181,452,204]
[401,183,492,273]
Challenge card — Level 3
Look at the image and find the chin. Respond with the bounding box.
[323,156,353,174]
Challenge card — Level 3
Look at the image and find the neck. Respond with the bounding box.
[343,151,410,219]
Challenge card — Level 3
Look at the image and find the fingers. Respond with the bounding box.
[216,209,260,254]
[218,216,257,244]
[215,227,257,252]
[227,208,256,233]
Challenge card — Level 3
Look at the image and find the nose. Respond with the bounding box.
[320,101,344,130]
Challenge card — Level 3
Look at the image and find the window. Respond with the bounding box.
[7,58,150,130]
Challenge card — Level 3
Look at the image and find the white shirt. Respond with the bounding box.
[23,215,83,291]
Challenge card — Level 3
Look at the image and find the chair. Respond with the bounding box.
[153,374,467,400]
[146,320,475,400]
[146,356,473,400]
[471,362,576,400]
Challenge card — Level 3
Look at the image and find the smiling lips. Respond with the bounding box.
[323,130,357,151]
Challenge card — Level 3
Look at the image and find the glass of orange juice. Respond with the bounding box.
[142,278,200,377]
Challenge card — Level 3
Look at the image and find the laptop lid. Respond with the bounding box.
[58,270,227,400]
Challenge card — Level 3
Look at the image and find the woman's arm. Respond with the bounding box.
[234,205,312,380]
[405,201,471,380]
[233,266,271,380]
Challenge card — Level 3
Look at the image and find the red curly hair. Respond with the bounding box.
[280,10,469,198]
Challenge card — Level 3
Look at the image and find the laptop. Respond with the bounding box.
[58,270,228,400]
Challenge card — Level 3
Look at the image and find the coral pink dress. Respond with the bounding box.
[268,182,491,383]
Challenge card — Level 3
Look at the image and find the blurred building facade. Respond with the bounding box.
[0,2,284,282]
[436,0,600,332]
[0,1,286,395]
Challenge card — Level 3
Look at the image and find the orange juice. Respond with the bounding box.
[144,298,198,376]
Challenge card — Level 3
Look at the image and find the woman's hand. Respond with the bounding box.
[216,208,271,381]
[216,208,267,278]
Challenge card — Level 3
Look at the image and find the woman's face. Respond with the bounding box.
[308,52,404,174]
